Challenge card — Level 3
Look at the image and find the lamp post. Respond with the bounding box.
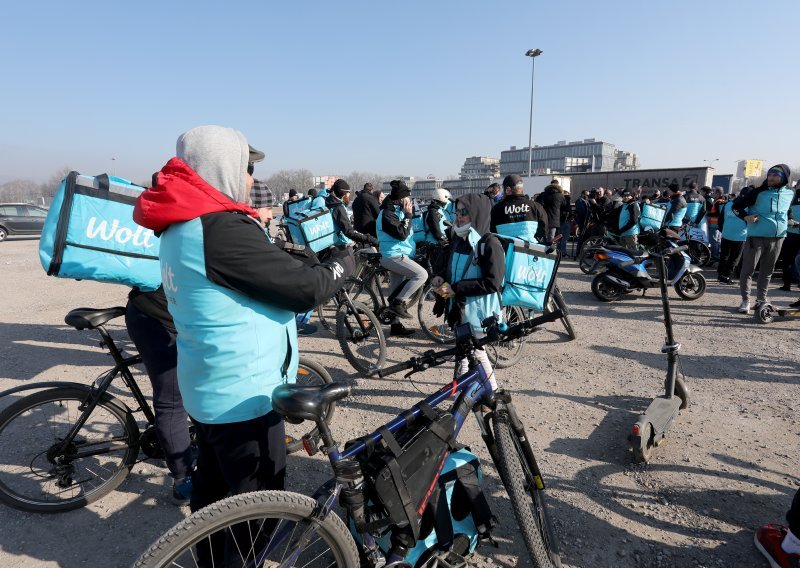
[525,48,543,177]
[704,158,719,169]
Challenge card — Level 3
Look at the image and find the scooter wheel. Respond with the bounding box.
[631,421,654,464]
[674,272,706,300]
[591,274,625,302]
[756,303,775,324]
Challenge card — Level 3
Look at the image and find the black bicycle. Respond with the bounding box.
[0,307,333,513]
[135,311,564,568]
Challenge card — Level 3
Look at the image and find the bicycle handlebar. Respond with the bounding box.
[373,309,564,378]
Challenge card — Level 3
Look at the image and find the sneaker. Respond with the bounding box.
[718,276,733,284]
[790,298,800,308]
[388,301,413,320]
[390,323,415,337]
[297,323,318,336]
[738,300,751,314]
[171,474,192,506]
[754,524,800,568]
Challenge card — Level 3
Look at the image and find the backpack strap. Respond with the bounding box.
[455,458,497,537]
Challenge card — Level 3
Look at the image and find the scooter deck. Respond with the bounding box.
[642,396,682,435]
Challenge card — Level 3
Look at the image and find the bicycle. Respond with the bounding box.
[350,244,529,368]
[134,311,564,568]
[0,307,334,513]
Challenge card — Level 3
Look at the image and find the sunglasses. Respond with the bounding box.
[247,162,255,176]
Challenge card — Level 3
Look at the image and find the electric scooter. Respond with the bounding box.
[590,230,706,302]
[629,247,690,463]
[755,302,800,324]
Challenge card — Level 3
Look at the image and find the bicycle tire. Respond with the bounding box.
[417,282,455,344]
[492,409,561,568]
[548,286,577,340]
[688,241,711,267]
[488,305,526,369]
[336,301,386,377]
[134,490,359,568]
[346,276,382,317]
[577,237,605,274]
[0,386,139,513]
[285,358,335,454]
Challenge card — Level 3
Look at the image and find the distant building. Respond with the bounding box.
[500,138,639,176]
[312,175,338,190]
[460,156,500,179]
[381,176,416,194]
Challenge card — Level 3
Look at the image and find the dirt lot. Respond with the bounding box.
[0,237,797,567]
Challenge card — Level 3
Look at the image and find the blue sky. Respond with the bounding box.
[1,0,797,183]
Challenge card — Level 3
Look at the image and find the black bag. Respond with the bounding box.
[357,403,456,543]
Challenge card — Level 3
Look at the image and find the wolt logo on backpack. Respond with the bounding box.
[86,217,156,248]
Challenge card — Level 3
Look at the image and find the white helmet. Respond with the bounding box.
[432,188,451,205]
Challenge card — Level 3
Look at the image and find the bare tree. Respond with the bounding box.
[342,171,384,194]
[264,169,314,199]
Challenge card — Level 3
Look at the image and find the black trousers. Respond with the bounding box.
[190,412,286,567]
[125,302,193,479]
[717,238,744,280]
[789,489,800,536]
[779,232,800,284]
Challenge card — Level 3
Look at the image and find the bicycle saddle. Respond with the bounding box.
[272,382,351,423]
[360,252,382,262]
[65,307,126,330]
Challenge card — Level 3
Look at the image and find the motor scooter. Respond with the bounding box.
[590,230,706,302]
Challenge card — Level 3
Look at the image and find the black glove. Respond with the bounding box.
[432,294,446,317]
[327,247,356,278]
[368,236,379,248]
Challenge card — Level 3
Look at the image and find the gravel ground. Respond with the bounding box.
[0,236,797,567]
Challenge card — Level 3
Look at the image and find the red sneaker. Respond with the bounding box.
[755,524,800,568]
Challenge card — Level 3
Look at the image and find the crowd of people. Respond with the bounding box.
[116,125,800,568]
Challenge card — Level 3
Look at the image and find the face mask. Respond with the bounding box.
[453,222,472,237]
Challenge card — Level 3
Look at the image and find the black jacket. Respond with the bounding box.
[352,190,381,237]
[128,286,175,334]
[378,196,412,240]
[491,194,548,241]
[325,195,377,246]
[425,203,447,242]
[538,185,566,229]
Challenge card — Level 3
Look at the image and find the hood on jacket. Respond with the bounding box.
[134,158,258,234]
[455,193,492,236]
[176,125,250,204]
[767,163,791,187]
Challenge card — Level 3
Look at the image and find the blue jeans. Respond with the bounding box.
[558,221,571,255]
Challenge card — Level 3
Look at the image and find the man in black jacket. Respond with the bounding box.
[539,180,566,244]
[490,174,547,243]
[325,179,378,247]
[352,182,381,237]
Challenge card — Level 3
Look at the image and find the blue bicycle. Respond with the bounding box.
[135,312,564,568]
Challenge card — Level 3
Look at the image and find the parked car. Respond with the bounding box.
[0,204,49,241]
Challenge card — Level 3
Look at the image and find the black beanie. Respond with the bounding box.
[503,174,523,189]
[667,182,680,193]
[331,179,350,197]
[768,164,791,185]
[288,189,298,198]
[389,180,411,200]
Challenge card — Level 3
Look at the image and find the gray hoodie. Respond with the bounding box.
[176,125,250,204]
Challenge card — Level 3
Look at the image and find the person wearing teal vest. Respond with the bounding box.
[777,181,800,295]
[423,188,451,244]
[324,178,378,248]
[732,164,794,313]
[133,126,354,552]
[664,183,688,228]
[310,187,329,210]
[610,190,640,248]
[430,193,505,391]
[376,180,427,336]
[716,188,750,284]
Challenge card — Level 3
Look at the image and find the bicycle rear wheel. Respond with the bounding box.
[134,490,359,568]
[417,282,455,344]
[284,358,335,454]
[0,386,139,513]
[492,408,561,568]
[487,305,526,369]
[336,301,386,377]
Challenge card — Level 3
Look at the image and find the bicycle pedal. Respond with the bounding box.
[301,434,320,456]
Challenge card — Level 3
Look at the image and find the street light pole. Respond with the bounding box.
[525,48,543,177]
[703,158,719,169]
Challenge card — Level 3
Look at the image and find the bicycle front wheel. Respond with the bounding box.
[417,282,455,344]
[547,286,577,340]
[493,409,561,568]
[487,305,526,369]
[0,386,139,513]
[134,490,359,568]
[336,301,386,377]
[285,358,334,454]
